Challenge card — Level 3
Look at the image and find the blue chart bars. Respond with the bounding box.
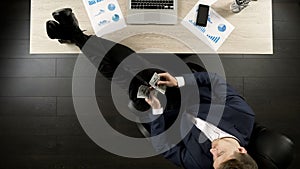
[207,34,221,43]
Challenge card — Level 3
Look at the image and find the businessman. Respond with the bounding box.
[46,8,258,169]
[143,72,258,169]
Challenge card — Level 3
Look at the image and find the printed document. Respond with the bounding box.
[181,1,234,51]
[82,0,126,37]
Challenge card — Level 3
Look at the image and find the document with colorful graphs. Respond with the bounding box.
[82,0,126,37]
[181,1,234,51]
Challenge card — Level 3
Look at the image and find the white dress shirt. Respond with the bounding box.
[192,117,238,142]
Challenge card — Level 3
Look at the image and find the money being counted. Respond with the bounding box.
[149,72,167,94]
[137,85,150,98]
[136,72,166,99]
[137,85,158,99]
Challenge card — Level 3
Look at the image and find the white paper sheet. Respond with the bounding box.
[198,0,218,6]
[82,0,126,37]
[181,1,234,51]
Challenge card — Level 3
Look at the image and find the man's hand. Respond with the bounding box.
[157,72,178,87]
[145,90,161,109]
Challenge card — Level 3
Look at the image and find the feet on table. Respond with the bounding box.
[230,0,252,13]
[46,8,85,44]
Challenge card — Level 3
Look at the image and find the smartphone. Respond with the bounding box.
[196,4,210,27]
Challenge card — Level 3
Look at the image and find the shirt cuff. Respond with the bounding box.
[175,76,185,87]
[152,107,164,115]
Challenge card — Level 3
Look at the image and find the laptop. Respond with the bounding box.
[126,0,178,24]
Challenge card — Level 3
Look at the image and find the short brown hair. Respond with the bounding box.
[218,152,258,169]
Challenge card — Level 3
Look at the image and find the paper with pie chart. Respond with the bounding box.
[82,0,126,37]
[181,2,235,51]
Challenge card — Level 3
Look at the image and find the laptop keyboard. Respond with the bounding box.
[131,0,174,10]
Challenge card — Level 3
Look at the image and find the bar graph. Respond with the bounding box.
[206,34,221,43]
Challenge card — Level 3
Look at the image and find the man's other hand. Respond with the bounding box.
[145,90,161,109]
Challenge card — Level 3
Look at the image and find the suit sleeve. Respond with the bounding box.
[148,111,186,167]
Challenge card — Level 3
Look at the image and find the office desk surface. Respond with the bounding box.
[30,0,273,54]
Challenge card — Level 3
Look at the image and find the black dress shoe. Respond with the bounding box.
[46,20,72,43]
[46,8,84,43]
[52,8,79,29]
[46,20,61,39]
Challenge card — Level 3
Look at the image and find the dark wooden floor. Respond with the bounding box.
[0,0,299,168]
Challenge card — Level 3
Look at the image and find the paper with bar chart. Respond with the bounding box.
[82,0,126,37]
[181,2,234,51]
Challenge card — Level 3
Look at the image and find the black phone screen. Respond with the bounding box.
[196,4,210,27]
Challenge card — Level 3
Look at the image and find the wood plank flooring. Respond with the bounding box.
[0,0,299,169]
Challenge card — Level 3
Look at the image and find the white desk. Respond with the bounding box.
[30,0,273,54]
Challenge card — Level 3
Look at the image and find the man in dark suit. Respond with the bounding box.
[46,8,258,169]
[143,72,258,169]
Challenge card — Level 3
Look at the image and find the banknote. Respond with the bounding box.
[137,85,150,99]
[149,72,166,94]
[137,85,158,99]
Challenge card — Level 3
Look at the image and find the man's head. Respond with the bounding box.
[210,138,258,169]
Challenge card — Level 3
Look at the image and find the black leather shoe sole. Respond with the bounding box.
[46,20,73,43]
[52,8,78,26]
[46,20,60,39]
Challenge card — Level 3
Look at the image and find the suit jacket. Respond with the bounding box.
[149,72,255,169]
